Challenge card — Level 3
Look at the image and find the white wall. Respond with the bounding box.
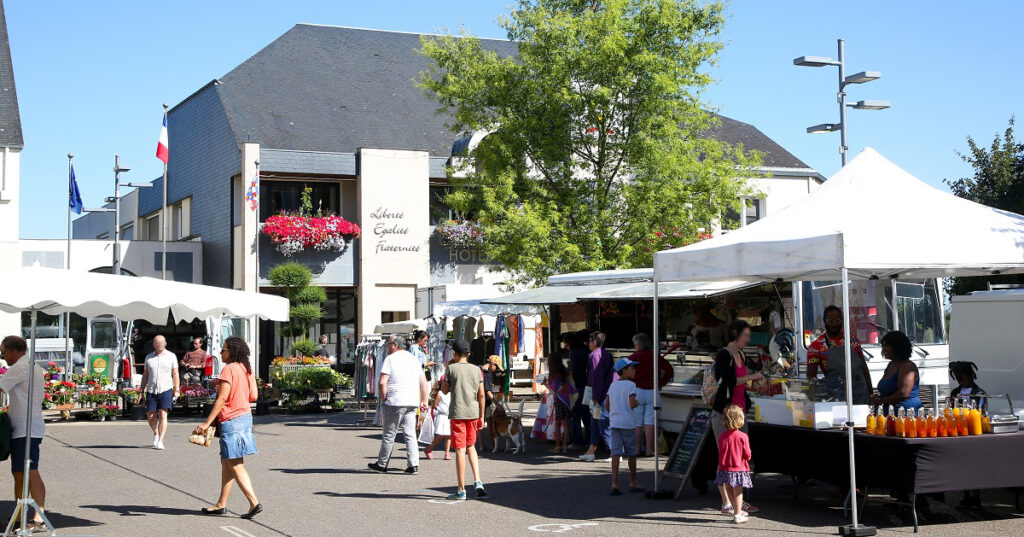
[357,148,430,333]
[18,239,203,281]
[0,148,20,337]
[747,172,821,216]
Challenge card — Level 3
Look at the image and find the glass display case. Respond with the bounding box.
[751,378,869,430]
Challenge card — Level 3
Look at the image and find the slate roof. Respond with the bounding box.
[215,24,517,157]
[0,1,23,148]
[212,24,812,170]
[701,114,809,169]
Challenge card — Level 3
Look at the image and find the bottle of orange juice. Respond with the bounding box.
[926,408,937,438]
[917,408,928,438]
[906,408,917,438]
[937,407,948,437]
[895,408,906,438]
[866,406,877,435]
[946,405,958,437]
[968,400,983,436]
[956,400,970,437]
[982,409,991,434]
[877,407,888,436]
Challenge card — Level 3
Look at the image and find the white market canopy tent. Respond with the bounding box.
[483,268,752,305]
[654,147,1024,283]
[432,299,542,318]
[0,267,290,323]
[650,147,1024,531]
[373,319,428,334]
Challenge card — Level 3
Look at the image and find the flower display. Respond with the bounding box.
[95,404,120,417]
[434,219,485,248]
[179,384,212,399]
[271,356,331,367]
[46,380,76,406]
[261,215,361,257]
[119,388,142,405]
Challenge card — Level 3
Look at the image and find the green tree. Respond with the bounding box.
[419,0,758,286]
[944,117,1024,296]
[267,262,324,354]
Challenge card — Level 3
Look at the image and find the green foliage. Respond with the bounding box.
[291,338,320,358]
[418,0,758,285]
[294,286,328,304]
[944,117,1024,296]
[277,366,350,391]
[267,262,313,293]
[290,304,323,325]
[300,186,314,217]
[268,261,325,351]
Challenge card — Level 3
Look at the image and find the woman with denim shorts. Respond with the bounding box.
[195,337,262,520]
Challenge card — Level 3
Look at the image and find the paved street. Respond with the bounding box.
[1,412,1022,537]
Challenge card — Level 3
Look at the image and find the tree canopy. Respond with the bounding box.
[419,0,759,286]
[944,117,1024,295]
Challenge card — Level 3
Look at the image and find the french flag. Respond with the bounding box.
[156,112,169,163]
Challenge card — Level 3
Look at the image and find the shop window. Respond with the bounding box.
[120,223,134,240]
[259,181,340,221]
[381,311,410,324]
[146,214,160,241]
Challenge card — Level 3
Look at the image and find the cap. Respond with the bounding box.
[613,357,639,373]
[452,339,471,355]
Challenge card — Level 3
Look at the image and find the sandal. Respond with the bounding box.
[27,521,49,533]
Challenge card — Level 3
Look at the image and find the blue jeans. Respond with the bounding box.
[570,398,590,446]
[589,406,611,449]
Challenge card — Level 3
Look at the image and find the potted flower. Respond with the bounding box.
[95,404,113,421]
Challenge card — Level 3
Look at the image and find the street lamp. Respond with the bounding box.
[794,39,890,166]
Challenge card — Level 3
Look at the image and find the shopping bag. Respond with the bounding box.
[0,414,11,461]
[418,412,435,444]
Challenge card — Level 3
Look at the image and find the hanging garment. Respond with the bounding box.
[493,316,505,357]
[507,314,520,355]
[464,316,477,342]
[516,315,525,356]
[452,317,467,342]
[476,317,486,338]
[470,337,488,366]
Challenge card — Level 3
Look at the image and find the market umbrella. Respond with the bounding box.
[651,148,1024,535]
[0,267,289,536]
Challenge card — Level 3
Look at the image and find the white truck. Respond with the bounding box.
[950,289,1024,419]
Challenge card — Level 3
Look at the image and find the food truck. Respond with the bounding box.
[489,268,951,431]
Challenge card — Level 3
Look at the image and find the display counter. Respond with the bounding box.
[687,422,1024,532]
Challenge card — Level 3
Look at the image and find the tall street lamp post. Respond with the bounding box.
[795,38,890,166]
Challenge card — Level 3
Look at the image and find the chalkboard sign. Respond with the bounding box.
[663,405,713,500]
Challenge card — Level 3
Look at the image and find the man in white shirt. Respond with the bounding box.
[139,335,179,450]
[367,334,428,475]
[0,336,48,531]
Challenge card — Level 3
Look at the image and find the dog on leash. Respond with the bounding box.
[489,396,525,454]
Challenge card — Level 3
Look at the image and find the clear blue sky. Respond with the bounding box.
[8,1,1023,238]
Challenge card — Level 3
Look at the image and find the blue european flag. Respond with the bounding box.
[69,164,83,214]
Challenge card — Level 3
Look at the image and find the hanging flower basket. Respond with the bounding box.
[261,215,361,257]
[434,219,485,249]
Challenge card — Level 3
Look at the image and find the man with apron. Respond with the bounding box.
[807,305,873,404]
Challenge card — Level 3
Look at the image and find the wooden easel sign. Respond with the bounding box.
[663,404,714,500]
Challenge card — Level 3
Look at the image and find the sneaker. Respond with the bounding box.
[741,502,759,513]
[720,504,734,515]
[578,453,596,462]
[366,462,388,473]
[405,466,419,475]
[443,453,451,461]
[474,481,488,498]
[152,435,159,448]
[734,513,749,524]
[155,441,165,450]
[447,490,467,501]
[424,450,434,460]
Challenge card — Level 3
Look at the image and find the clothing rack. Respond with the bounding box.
[354,335,384,427]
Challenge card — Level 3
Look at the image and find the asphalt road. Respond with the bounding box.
[0,411,1021,537]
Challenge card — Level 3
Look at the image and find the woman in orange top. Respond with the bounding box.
[195,337,262,519]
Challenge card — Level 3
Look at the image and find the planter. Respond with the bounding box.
[97,415,106,422]
[108,415,117,422]
[131,406,148,421]
[59,410,71,421]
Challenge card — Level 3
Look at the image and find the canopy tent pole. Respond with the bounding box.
[652,279,661,490]
[4,310,57,536]
[840,267,872,536]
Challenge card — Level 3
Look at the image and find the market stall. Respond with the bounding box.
[0,266,288,535]
[653,148,1024,534]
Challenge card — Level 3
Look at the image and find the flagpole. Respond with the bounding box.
[161,102,168,280]
[65,153,73,381]
[253,159,260,376]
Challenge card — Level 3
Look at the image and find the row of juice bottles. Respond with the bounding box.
[865,400,989,437]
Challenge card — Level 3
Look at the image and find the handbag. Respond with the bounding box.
[700,362,720,406]
[0,414,11,461]
[188,426,215,447]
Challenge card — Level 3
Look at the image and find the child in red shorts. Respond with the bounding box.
[441,340,488,500]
